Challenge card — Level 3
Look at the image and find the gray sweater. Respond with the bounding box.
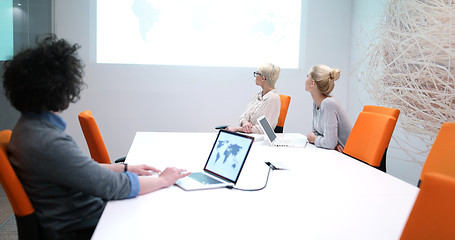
[8,112,134,237]
[312,97,352,149]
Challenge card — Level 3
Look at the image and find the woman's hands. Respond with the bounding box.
[241,121,253,133]
[306,132,344,153]
[226,121,253,133]
[335,144,344,153]
[306,132,316,144]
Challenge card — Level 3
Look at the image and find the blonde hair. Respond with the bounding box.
[258,63,280,88]
[310,64,340,96]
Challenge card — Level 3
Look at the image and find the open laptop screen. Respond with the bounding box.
[204,130,254,183]
[258,116,277,142]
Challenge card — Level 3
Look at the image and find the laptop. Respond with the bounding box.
[257,115,308,147]
[175,129,254,191]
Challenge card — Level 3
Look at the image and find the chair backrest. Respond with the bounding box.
[343,112,396,168]
[0,130,44,239]
[361,105,400,172]
[419,122,455,186]
[78,110,111,164]
[401,172,455,239]
[0,130,35,217]
[274,94,291,133]
[362,105,400,121]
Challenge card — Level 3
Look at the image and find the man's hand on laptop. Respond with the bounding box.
[159,167,191,187]
[128,164,162,176]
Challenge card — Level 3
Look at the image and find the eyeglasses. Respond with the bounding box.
[254,71,266,80]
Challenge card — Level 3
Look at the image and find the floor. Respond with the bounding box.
[0,186,18,239]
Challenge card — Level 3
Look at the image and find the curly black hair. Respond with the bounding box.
[2,34,85,113]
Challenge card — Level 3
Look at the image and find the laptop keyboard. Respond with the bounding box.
[189,172,223,184]
[274,138,293,146]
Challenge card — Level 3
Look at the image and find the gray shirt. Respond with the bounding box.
[8,112,136,237]
[312,97,352,149]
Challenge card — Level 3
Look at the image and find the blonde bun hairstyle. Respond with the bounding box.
[330,68,341,81]
[310,65,341,96]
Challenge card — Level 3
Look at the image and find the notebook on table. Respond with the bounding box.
[257,115,308,147]
[175,129,254,191]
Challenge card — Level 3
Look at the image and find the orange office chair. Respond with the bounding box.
[362,105,400,121]
[343,111,396,172]
[400,172,455,239]
[78,110,125,164]
[274,94,291,133]
[417,122,455,187]
[361,105,400,172]
[0,130,43,239]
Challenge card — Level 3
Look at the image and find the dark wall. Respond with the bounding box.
[0,0,52,130]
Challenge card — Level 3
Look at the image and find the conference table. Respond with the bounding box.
[91,132,419,240]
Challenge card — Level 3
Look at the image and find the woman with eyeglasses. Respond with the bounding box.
[226,63,281,134]
[305,64,352,152]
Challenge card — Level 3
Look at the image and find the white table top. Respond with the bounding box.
[92,132,418,240]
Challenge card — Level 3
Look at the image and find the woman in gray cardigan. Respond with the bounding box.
[305,65,352,152]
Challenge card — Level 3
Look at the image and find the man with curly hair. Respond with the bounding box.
[2,34,190,239]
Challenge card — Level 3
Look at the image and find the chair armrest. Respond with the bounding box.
[114,157,126,163]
